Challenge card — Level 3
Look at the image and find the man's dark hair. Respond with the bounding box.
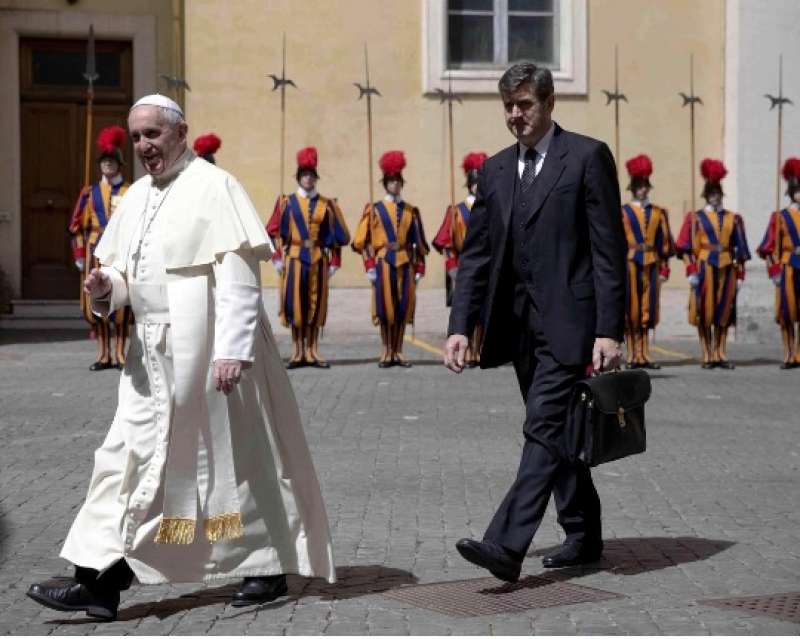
[498,62,554,102]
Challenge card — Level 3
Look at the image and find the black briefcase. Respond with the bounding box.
[566,369,651,466]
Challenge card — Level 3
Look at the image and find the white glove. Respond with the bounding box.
[688,274,700,288]
[328,265,338,278]
[366,268,377,283]
[448,268,458,281]
[771,274,782,287]
[415,272,423,283]
[273,259,284,275]
[75,258,85,271]
[736,279,744,291]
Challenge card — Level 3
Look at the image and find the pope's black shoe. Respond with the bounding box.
[26,578,119,621]
[231,574,288,607]
[455,538,522,583]
[542,542,603,569]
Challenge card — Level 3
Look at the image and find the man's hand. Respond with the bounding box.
[444,334,469,373]
[83,268,111,298]
[592,337,622,373]
[213,359,248,395]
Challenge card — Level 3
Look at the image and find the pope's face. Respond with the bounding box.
[128,105,188,177]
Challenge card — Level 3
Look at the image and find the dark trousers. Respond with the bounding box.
[484,292,602,557]
[75,559,135,592]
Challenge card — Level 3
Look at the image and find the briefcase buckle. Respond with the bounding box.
[617,406,626,428]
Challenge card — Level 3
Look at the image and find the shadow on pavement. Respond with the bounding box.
[47,564,418,624]
[530,535,735,578]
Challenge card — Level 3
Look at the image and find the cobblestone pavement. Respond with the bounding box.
[1,290,799,635]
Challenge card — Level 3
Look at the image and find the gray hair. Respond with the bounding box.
[498,62,554,102]
[155,106,185,127]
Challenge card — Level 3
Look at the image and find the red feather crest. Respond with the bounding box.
[700,158,727,184]
[462,151,488,174]
[193,133,222,157]
[379,150,406,176]
[782,157,800,182]
[625,154,653,179]
[296,146,318,170]
[96,126,126,154]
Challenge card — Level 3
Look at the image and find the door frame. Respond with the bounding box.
[0,9,157,298]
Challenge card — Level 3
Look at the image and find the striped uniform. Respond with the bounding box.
[757,206,800,326]
[621,202,675,329]
[266,192,350,329]
[68,179,130,326]
[676,207,751,328]
[352,199,429,326]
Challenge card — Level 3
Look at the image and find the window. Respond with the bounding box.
[424,0,586,95]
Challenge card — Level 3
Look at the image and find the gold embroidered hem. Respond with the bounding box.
[204,512,244,542]
[154,517,196,545]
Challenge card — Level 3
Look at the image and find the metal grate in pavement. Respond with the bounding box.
[701,592,800,625]
[383,574,623,618]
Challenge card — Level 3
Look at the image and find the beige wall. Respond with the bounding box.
[187,0,725,289]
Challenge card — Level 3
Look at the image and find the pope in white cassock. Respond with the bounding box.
[27,95,336,621]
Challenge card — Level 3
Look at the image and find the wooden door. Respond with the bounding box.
[19,37,132,299]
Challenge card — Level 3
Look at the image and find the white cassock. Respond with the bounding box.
[60,150,336,585]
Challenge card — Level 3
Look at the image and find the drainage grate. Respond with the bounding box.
[701,592,800,625]
[383,575,623,618]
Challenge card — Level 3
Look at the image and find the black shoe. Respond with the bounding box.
[643,361,661,370]
[701,361,716,369]
[310,359,330,369]
[89,361,114,371]
[286,359,304,370]
[542,543,603,569]
[26,578,119,621]
[394,359,413,368]
[455,538,521,583]
[779,361,799,369]
[717,360,735,370]
[231,575,288,607]
[378,360,393,368]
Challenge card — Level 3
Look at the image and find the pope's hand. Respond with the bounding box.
[83,268,111,298]
[444,334,468,373]
[214,359,249,395]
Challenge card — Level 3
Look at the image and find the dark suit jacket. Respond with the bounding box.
[448,123,627,367]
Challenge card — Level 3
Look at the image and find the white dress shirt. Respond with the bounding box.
[518,121,556,179]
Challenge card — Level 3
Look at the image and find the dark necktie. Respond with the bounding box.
[521,148,538,192]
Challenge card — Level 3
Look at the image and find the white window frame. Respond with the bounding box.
[422,0,587,95]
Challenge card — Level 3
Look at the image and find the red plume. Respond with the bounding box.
[379,150,406,175]
[193,133,222,157]
[782,157,800,182]
[296,146,318,169]
[96,126,126,154]
[700,158,727,184]
[625,154,653,179]
[462,151,488,174]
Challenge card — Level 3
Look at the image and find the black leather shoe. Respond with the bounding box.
[643,361,661,370]
[310,359,331,369]
[286,360,304,370]
[89,361,114,371]
[455,538,521,583]
[717,360,735,370]
[779,361,798,369]
[26,578,119,620]
[542,543,603,569]
[701,361,716,369]
[394,359,413,368]
[378,360,392,368]
[231,575,288,607]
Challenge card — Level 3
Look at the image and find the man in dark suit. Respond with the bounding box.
[444,62,626,581]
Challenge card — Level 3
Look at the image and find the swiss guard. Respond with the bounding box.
[352,151,429,367]
[67,126,131,370]
[193,133,221,164]
[432,151,487,367]
[266,147,350,368]
[621,154,675,369]
[757,157,800,369]
[676,159,751,369]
